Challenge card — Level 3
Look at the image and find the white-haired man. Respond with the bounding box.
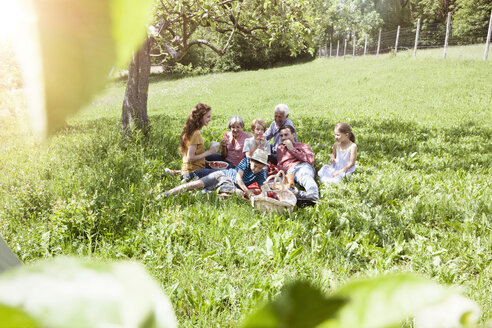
[265,104,297,164]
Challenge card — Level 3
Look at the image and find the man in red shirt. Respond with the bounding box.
[277,125,319,204]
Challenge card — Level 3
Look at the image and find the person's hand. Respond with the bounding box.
[210,143,220,153]
[329,154,336,164]
[220,139,228,147]
[333,169,344,177]
[243,189,253,199]
[283,139,294,150]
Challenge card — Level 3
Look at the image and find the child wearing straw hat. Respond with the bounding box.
[159,149,269,199]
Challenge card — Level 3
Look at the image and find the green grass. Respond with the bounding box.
[402,44,490,60]
[1,52,491,327]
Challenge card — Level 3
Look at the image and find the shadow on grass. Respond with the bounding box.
[5,111,490,251]
[107,72,191,88]
[297,117,491,173]
[109,54,317,86]
[59,114,490,174]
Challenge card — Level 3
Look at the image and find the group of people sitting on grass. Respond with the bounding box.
[160,103,357,205]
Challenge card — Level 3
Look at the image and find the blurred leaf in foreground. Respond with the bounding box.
[414,294,480,328]
[242,281,346,328]
[0,304,38,328]
[13,0,153,137]
[243,274,479,328]
[0,257,177,328]
[319,273,479,328]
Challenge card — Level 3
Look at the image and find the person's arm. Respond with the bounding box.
[347,144,357,170]
[276,145,285,170]
[220,134,229,158]
[186,144,218,162]
[235,170,252,197]
[283,141,314,165]
[245,137,261,158]
[330,143,337,164]
[264,141,271,155]
[265,123,274,140]
[243,139,252,157]
[334,144,357,176]
[256,169,267,186]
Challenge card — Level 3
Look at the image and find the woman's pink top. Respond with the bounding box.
[222,130,252,167]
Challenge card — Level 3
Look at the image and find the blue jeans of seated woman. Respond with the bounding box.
[287,162,319,200]
[182,168,215,181]
[205,153,235,169]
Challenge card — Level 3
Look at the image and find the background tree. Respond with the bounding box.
[310,0,382,50]
[121,0,313,134]
[407,0,456,26]
[373,0,412,29]
[453,0,492,42]
[122,37,153,135]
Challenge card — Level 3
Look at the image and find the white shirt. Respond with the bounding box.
[242,137,272,155]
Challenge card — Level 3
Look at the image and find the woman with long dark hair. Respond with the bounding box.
[177,103,219,180]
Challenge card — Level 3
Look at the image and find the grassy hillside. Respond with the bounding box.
[1,53,491,327]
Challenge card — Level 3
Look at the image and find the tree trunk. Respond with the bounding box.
[121,37,152,135]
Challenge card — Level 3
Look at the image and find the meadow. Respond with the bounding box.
[1,51,491,327]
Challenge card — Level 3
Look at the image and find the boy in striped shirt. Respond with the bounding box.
[159,149,268,199]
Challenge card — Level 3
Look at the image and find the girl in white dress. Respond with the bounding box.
[318,123,357,184]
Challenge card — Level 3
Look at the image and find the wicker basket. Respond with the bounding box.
[252,171,297,213]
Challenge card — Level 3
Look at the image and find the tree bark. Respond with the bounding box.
[121,37,152,135]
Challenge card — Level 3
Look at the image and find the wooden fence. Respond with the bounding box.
[318,10,492,61]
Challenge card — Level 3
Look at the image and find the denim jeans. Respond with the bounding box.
[287,162,319,200]
[182,168,215,181]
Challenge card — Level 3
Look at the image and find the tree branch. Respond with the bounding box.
[188,28,235,56]
[218,0,237,6]
[161,41,182,59]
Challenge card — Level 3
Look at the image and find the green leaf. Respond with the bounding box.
[110,0,153,67]
[319,273,479,328]
[0,257,177,328]
[0,304,39,328]
[14,0,152,137]
[242,281,346,328]
[286,246,303,263]
[413,294,480,328]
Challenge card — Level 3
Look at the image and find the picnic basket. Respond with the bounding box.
[251,171,297,213]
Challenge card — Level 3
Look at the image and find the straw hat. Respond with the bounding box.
[251,149,268,165]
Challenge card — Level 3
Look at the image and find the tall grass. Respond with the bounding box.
[1,52,491,327]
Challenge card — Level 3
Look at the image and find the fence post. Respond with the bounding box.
[485,10,492,60]
[330,42,332,58]
[414,18,421,57]
[344,39,347,60]
[352,33,356,59]
[395,26,400,55]
[364,35,368,55]
[377,28,381,56]
[444,12,451,59]
[336,40,339,58]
